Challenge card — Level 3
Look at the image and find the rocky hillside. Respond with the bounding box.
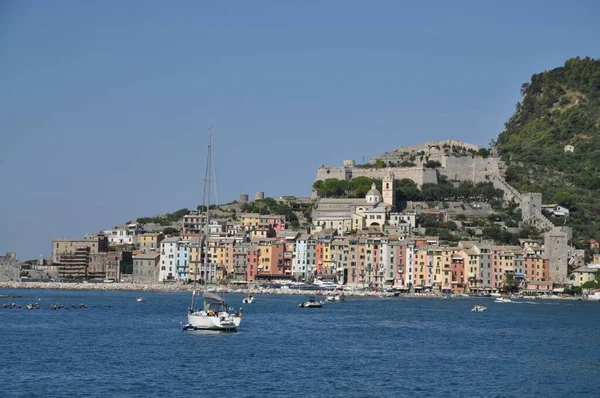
[497,56,600,247]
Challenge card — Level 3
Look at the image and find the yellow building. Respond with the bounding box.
[241,213,261,228]
[457,248,481,290]
[430,247,455,289]
[250,226,271,240]
[188,239,204,282]
[138,232,165,253]
[207,238,236,275]
[257,241,274,274]
[321,238,335,275]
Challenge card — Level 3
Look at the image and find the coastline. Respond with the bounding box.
[0,281,589,300]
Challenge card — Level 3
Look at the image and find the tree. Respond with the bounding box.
[163,227,180,236]
[551,192,575,208]
[502,274,520,293]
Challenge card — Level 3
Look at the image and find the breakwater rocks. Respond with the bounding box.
[0,281,419,297]
[0,281,591,300]
[0,281,192,292]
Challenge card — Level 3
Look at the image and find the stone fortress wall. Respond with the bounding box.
[314,140,500,188]
[314,164,437,187]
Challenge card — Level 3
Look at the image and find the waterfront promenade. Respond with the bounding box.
[0,281,588,300]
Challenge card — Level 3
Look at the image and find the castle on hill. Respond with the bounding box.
[313,140,500,189]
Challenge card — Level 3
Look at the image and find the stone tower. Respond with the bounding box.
[521,193,542,222]
[382,171,396,208]
[544,226,572,285]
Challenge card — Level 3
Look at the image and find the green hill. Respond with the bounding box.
[497,56,600,247]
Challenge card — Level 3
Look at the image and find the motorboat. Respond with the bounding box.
[471,305,487,312]
[313,280,338,291]
[136,297,145,302]
[495,297,512,303]
[185,291,242,331]
[325,293,345,302]
[299,296,324,308]
[587,290,600,301]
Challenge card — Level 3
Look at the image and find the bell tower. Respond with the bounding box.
[382,171,395,207]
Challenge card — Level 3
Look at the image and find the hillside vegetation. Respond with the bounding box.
[497,56,600,245]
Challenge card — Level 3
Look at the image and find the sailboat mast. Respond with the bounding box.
[201,130,213,289]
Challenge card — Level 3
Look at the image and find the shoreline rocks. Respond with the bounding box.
[0,281,589,300]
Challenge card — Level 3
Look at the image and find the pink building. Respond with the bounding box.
[259,215,287,233]
[246,247,259,282]
[451,256,466,293]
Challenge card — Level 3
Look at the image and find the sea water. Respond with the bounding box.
[1,289,599,397]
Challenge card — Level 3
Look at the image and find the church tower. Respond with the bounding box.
[382,171,396,207]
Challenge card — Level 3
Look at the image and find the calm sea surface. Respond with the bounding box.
[1,289,599,397]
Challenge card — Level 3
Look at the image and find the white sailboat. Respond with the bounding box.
[184,131,242,331]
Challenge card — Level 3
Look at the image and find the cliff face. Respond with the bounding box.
[496,56,600,247]
[497,57,600,191]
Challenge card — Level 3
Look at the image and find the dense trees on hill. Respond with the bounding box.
[312,177,503,206]
[137,208,191,226]
[497,56,600,248]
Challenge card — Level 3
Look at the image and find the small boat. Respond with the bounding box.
[587,290,600,301]
[136,297,145,302]
[325,293,345,302]
[495,297,512,303]
[242,284,255,304]
[299,296,324,308]
[471,305,487,312]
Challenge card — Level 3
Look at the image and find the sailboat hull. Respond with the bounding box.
[187,312,241,331]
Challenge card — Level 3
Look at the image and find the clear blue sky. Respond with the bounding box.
[1,0,599,260]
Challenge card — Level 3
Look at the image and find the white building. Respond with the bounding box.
[404,244,416,287]
[103,223,142,245]
[293,233,310,279]
[208,220,224,235]
[159,237,180,281]
[389,212,417,228]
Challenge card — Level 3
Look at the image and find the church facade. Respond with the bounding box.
[311,173,396,235]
